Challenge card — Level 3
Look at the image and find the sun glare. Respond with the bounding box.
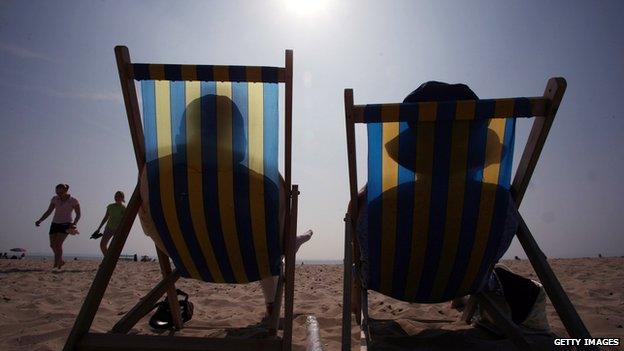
[284,0,328,17]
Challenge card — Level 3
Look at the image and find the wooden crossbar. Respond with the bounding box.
[77,333,283,351]
[129,63,286,83]
[351,97,548,123]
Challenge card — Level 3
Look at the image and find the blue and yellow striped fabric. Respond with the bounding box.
[356,97,543,122]
[141,79,281,283]
[364,100,517,303]
[132,64,282,83]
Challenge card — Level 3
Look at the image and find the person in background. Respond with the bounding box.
[93,191,126,256]
[35,183,81,269]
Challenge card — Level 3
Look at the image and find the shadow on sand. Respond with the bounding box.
[366,318,556,351]
[0,268,45,274]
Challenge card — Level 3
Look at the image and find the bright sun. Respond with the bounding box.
[284,0,328,17]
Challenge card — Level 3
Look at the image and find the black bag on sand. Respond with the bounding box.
[474,264,551,335]
[149,289,194,330]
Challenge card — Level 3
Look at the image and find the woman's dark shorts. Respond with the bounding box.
[49,222,72,235]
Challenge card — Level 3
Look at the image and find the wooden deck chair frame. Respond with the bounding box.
[341,78,599,351]
[63,46,299,351]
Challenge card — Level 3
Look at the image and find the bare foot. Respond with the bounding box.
[295,230,313,253]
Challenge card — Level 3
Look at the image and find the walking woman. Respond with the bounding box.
[35,184,81,269]
[94,191,126,256]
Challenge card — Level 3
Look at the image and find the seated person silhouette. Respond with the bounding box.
[138,93,312,322]
[352,81,518,309]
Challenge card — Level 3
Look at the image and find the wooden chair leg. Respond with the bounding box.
[156,248,183,330]
[475,293,531,350]
[352,273,362,326]
[350,217,362,327]
[268,270,284,336]
[282,185,299,351]
[63,185,141,351]
[360,288,371,347]
[342,215,352,351]
[516,214,598,350]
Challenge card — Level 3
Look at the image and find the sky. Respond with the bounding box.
[0,0,623,260]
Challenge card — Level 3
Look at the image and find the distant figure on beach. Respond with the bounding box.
[94,191,126,256]
[35,183,81,269]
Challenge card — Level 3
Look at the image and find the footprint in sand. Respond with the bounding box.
[14,327,69,346]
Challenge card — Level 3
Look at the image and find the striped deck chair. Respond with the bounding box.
[342,78,598,350]
[64,46,300,351]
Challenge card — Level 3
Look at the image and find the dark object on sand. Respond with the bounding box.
[598,254,602,258]
[515,256,521,260]
[494,266,542,325]
[149,289,194,330]
[133,254,138,262]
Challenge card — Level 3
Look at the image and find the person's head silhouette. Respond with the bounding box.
[183,94,247,168]
[385,81,505,178]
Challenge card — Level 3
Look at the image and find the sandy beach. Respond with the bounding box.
[0,257,622,350]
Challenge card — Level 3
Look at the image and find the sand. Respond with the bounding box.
[0,257,622,350]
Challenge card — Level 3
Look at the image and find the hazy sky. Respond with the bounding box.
[0,0,623,260]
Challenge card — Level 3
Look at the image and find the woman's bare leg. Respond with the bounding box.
[260,276,279,316]
[260,230,313,316]
[100,232,113,256]
[49,235,59,268]
[295,229,313,252]
[54,233,69,268]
